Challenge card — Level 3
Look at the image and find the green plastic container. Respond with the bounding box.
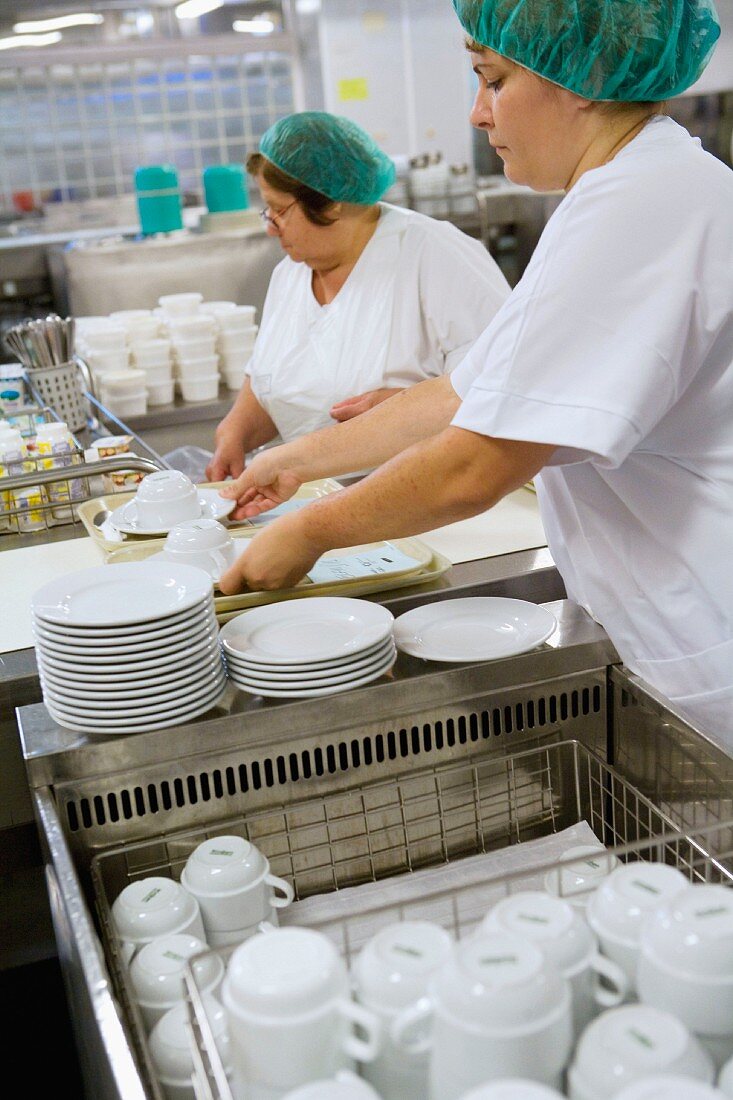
[134,164,183,235]
[203,164,249,213]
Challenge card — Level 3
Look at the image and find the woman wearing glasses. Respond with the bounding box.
[205,110,509,481]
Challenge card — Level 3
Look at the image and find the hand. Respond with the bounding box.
[329,387,404,423]
[219,445,304,520]
[205,433,246,482]
[218,513,323,594]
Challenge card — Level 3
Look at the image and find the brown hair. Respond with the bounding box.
[246,152,339,226]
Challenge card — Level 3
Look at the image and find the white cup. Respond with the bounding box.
[566,1003,715,1100]
[133,470,202,528]
[129,932,224,1029]
[149,993,233,1100]
[586,861,689,992]
[222,927,381,1096]
[281,1070,382,1099]
[637,883,733,1065]
[543,844,620,914]
[614,1075,727,1099]
[111,875,205,960]
[157,519,238,580]
[181,834,294,937]
[457,1081,565,1100]
[390,930,573,1099]
[159,292,203,316]
[480,890,627,1037]
[352,920,454,1100]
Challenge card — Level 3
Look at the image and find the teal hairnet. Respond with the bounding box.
[259,112,396,204]
[453,0,721,101]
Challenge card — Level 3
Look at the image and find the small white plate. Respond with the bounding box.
[32,597,213,640]
[220,633,390,673]
[393,597,557,663]
[45,679,229,734]
[223,639,396,684]
[109,489,235,536]
[32,561,213,627]
[37,631,221,677]
[229,651,396,699]
[40,652,224,700]
[219,597,394,665]
[43,668,226,718]
[34,614,218,658]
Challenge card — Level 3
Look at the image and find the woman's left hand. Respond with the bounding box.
[330,387,404,422]
[218,513,324,595]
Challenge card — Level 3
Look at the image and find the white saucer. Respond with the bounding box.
[109,489,235,536]
[223,639,396,684]
[40,651,224,699]
[219,597,394,665]
[45,679,228,734]
[32,597,213,640]
[230,652,396,699]
[393,597,558,663]
[32,561,213,627]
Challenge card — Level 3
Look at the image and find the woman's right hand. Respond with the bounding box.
[205,431,246,482]
[219,445,304,520]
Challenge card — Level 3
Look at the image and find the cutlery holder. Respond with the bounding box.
[27,360,90,431]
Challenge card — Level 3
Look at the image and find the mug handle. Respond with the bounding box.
[389,996,434,1056]
[338,998,382,1063]
[265,873,295,909]
[591,951,629,1008]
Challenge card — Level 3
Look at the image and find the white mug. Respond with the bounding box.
[222,927,381,1096]
[351,920,454,1100]
[543,844,620,914]
[129,932,224,1030]
[133,470,201,528]
[390,930,573,1100]
[111,876,205,961]
[148,993,232,1100]
[158,520,239,580]
[586,860,688,994]
[180,834,294,938]
[480,890,627,1036]
[637,882,733,1066]
[566,1003,715,1100]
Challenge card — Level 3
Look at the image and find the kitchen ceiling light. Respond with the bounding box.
[13,13,103,34]
[232,18,275,34]
[0,32,62,50]
[174,0,224,19]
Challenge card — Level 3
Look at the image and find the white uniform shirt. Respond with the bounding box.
[451,117,733,741]
[247,202,510,443]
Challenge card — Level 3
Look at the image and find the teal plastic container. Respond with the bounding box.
[134,164,183,235]
[203,164,249,213]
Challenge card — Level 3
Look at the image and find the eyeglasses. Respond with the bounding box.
[259,200,297,229]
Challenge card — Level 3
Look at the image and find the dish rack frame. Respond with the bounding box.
[89,735,733,1100]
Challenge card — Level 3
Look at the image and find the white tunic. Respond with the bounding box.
[451,117,733,743]
[247,203,510,443]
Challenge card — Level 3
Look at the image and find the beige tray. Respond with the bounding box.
[106,534,452,620]
[75,478,345,555]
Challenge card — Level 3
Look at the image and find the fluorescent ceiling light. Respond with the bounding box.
[0,32,62,50]
[175,0,223,19]
[13,13,103,33]
[232,18,276,34]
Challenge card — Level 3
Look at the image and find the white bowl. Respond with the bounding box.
[180,374,220,402]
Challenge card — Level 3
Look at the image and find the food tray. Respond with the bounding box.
[75,477,346,554]
[106,534,452,621]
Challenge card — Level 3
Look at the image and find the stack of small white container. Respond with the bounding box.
[201,300,258,392]
[76,316,148,419]
[160,293,221,403]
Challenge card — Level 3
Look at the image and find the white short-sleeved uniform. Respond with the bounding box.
[247,203,509,443]
[451,117,733,743]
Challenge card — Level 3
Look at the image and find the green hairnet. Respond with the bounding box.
[258,112,396,204]
[453,0,720,101]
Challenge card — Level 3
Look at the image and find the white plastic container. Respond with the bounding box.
[218,325,258,350]
[179,374,220,402]
[219,350,252,372]
[98,388,148,418]
[176,355,219,380]
[146,379,176,406]
[222,367,247,391]
[131,339,171,369]
[158,292,203,316]
[137,362,173,385]
[173,336,217,362]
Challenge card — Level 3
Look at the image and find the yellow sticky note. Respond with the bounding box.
[338,78,369,101]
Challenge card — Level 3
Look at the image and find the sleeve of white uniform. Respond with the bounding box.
[450,180,695,468]
[417,222,511,374]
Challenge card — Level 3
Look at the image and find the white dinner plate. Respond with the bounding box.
[37,631,221,676]
[32,597,213,640]
[227,645,396,690]
[230,651,396,699]
[45,680,229,734]
[39,652,224,700]
[223,639,396,684]
[219,597,394,665]
[38,648,224,691]
[393,597,558,663]
[34,621,219,664]
[33,613,218,658]
[32,561,213,627]
[220,633,391,673]
[109,489,235,536]
[42,668,226,718]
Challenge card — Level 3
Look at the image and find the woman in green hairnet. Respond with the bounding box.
[220,0,733,746]
[205,111,509,481]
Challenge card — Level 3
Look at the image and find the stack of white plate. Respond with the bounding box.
[219,597,396,699]
[31,561,227,733]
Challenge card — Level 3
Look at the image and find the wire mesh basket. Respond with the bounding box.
[25,359,89,432]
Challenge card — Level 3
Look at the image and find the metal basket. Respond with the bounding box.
[25,359,89,432]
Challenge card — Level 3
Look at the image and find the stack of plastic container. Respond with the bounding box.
[159,293,221,403]
[76,317,148,418]
[213,305,258,391]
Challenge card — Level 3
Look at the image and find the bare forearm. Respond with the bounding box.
[219,380,277,452]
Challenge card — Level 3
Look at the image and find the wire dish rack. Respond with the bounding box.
[89,738,733,1100]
